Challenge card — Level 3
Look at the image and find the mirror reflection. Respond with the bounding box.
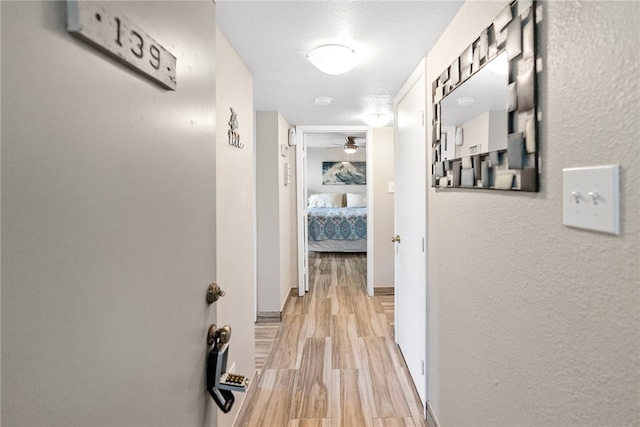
[432,0,540,192]
[440,52,508,161]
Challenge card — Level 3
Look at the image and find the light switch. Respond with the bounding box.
[388,182,395,194]
[562,165,620,235]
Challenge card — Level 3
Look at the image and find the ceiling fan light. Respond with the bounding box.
[344,146,357,154]
[307,44,357,75]
[344,136,358,153]
[363,113,391,127]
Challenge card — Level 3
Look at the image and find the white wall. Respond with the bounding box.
[372,128,395,288]
[427,1,640,425]
[487,110,507,152]
[307,147,367,195]
[256,112,294,314]
[2,2,218,425]
[256,112,281,313]
[458,110,507,157]
[458,111,489,157]
[277,114,294,309]
[0,2,4,418]
[215,28,255,427]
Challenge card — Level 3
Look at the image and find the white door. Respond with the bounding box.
[1,2,218,425]
[394,63,428,406]
[297,134,309,295]
[441,126,456,161]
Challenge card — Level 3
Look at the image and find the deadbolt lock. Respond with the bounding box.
[207,283,226,304]
[391,235,401,243]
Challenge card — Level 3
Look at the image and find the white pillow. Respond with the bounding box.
[346,193,367,208]
[308,193,343,208]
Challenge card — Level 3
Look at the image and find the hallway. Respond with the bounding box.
[236,252,426,427]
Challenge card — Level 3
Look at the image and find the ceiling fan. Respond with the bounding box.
[331,136,366,153]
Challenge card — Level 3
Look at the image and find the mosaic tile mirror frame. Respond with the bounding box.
[432,0,542,192]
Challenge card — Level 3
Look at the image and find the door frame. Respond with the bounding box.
[293,125,374,297]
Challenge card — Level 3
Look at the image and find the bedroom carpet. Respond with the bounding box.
[237,252,426,427]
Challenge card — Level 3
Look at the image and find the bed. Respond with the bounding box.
[307,193,367,252]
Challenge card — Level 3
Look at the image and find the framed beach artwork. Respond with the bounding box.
[322,161,366,185]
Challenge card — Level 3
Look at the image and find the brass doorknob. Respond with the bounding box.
[391,235,401,243]
[207,324,232,346]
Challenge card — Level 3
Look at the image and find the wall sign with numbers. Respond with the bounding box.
[67,1,177,90]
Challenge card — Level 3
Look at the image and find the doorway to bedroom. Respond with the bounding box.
[293,126,374,297]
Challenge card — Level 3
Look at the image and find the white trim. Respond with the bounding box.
[365,126,374,297]
[294,130,306,296]
[394,56,426,105]
[253,111,258,321]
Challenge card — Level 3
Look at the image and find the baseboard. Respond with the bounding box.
[256,311,281,323]
[426,401,440,427]
[374,286,394,296]
[257,288,301,323]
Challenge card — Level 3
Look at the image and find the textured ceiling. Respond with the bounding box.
[216,1,464,128]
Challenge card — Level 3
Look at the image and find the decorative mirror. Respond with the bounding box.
[432,0,541,191]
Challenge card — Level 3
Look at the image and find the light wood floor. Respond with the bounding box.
[237,252,426,427]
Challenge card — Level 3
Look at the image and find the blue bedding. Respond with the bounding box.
[307,207,367,241]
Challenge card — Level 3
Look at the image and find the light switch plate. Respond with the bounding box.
[562,165,620,235]
[388,182,395,194]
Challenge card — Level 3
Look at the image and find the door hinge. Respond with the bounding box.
[421,360,425,375]
[422,237,425,252]
[421,110,425,127]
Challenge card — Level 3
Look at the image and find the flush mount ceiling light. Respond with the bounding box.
[363,113,391,127]
[344,136,358,154]
[457,96,474,106]
[307,44,357,75]
[314,96,333,106]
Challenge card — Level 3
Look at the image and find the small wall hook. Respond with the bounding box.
[228,107,244,149]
